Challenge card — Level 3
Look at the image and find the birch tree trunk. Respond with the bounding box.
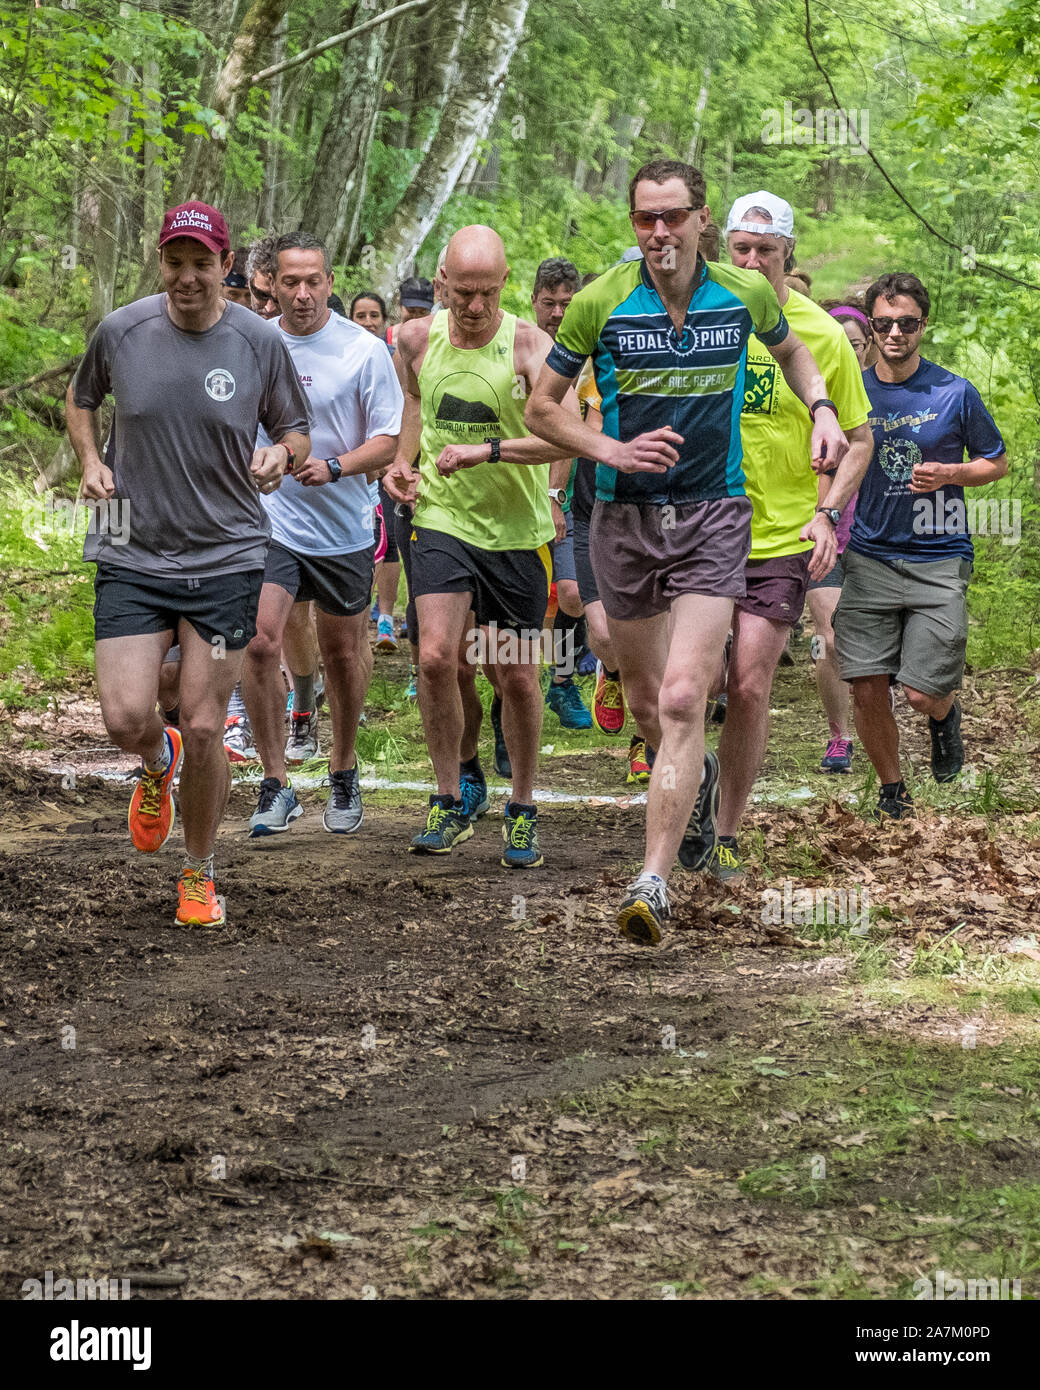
[366,0,530,298]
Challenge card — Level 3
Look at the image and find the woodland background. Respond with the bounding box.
[1,0,1038,699]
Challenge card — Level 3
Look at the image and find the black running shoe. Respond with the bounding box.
[490,695,511,779]
[875,783,914,820]
[677,751,721,870]
[929,699,963,783]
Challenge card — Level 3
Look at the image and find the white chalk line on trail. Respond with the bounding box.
[48,764,852,808]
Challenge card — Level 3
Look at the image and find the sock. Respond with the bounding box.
[144,731,171,774]
[881,780,909,800]
[574,614,587,651]
[931,703,956,725]
[226,681,247,720]
[603,667,620,682]
[162,703,180,727]
[460,755,484,781]
[507,801,536,818]
[291,670,315,716]
[553,609,579,680]
[182,852,214,879]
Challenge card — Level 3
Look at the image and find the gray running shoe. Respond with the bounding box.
[618,872,671,945]
[285,710,320,764]
[249,778,303,837]
[323,766,363,833]
[677,750,720,871]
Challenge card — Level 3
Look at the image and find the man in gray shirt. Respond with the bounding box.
[66,200,310,929]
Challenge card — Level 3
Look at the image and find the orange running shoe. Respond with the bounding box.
[175,867,226,927]
[593,663,625,735]
[128,726,183,853]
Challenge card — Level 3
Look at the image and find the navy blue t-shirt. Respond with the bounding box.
[849,357,1005,564]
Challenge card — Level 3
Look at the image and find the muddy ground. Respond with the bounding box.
[2,655,1039,1300]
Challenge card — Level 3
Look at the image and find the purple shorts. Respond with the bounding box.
[589,497,752,621]
[736,552,811,626]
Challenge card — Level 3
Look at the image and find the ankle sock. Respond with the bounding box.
[144,731,171,775]
[182,853,214,879]
[881,780,909,800]
[460,755,483,780]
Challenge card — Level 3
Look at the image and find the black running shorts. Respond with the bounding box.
[409,524,552,630]
[93,563,263,649]
[263,540,374,618]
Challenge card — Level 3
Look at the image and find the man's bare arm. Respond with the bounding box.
[820,423,873,514]
[66,387,113,499]
[526,361,677,474]
[768,329,848,472]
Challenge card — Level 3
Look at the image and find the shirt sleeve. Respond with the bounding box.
[71,320,113,410]
[259,336,311,443]
[358,339,405,441]
[751,277,788,347]
[827,331,871,433]
[961,381,1005,460]
[546,283,601,379]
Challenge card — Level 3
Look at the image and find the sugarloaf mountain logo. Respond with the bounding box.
[433,372,502,437]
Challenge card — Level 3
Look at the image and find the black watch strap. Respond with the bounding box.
[485,437,501,463]
[325,456,342,481]
[809,398,838,421]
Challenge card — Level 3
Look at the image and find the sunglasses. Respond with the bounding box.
[870,316,923,335]
[250,283,278,305]
[630,206,700,230]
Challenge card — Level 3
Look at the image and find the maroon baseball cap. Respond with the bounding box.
[157,201,230,255]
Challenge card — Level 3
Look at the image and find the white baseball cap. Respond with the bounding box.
[724,191,795,240]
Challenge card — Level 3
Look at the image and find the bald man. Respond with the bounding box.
[383,225,578,868]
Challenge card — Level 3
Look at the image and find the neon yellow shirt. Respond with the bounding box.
[414,310,554,552]
[740,289,870,559]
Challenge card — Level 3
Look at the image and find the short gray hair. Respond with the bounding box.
[246,234,280,283]
[268,232,332,277]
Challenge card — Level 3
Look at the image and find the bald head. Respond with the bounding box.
[445,225,507,280]
[442,224,509,338]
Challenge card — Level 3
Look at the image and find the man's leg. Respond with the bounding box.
[493,629,543,807]
[176,620,245,859]
[376,560,401,621]
[283,599,320,708]
[95,632,173,760]
[584,597,621,674]
[642,595,733,879]
[316,607,370,774]
[716,609,791,839]
[241,582,296,785]
[808,586,851,740]
[416,590,474,799]
[458,612,485,762]
[851,674,902,784]
[605,609,670,757]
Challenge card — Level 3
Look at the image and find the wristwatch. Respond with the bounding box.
[809,398,838,421]
[279,442,296,472]
[325,456,342,482]
[548,488,567,505]
[485,437,501,463]
[816,506,841,525]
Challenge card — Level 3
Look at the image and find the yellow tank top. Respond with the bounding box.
[414,310,554,552]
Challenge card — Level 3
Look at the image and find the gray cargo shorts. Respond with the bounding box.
[833,549,971,697]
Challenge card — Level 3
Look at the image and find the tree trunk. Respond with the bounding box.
[366,0,530,298]
[260,15,288,229]
[685,67,711,166]
[178,0,290,206]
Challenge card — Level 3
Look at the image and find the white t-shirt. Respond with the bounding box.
[261,313,403,556]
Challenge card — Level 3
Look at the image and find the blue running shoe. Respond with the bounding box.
[409,794,473,854]
[502,802,543,868]
[546,678,592,730]
[459,769,489,819]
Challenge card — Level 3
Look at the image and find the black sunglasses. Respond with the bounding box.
[871,315,923,335]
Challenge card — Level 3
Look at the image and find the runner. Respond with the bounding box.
[246,235,281,319]
[241,233,403,837]
[806,298,878,773]
[221,249,252,308]
[526,159,848,943]
[833,272,1008,816]
[682,192,873,882]
[382,224,579,867]
[387,276,434,349]
[533,256,593,731]
[66,201,310,925]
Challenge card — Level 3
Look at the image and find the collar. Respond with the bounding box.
[638,253,707,307]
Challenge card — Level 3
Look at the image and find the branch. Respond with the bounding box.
[803,0,1040,294]
[0,356,81,406]
[251,0,436,84]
